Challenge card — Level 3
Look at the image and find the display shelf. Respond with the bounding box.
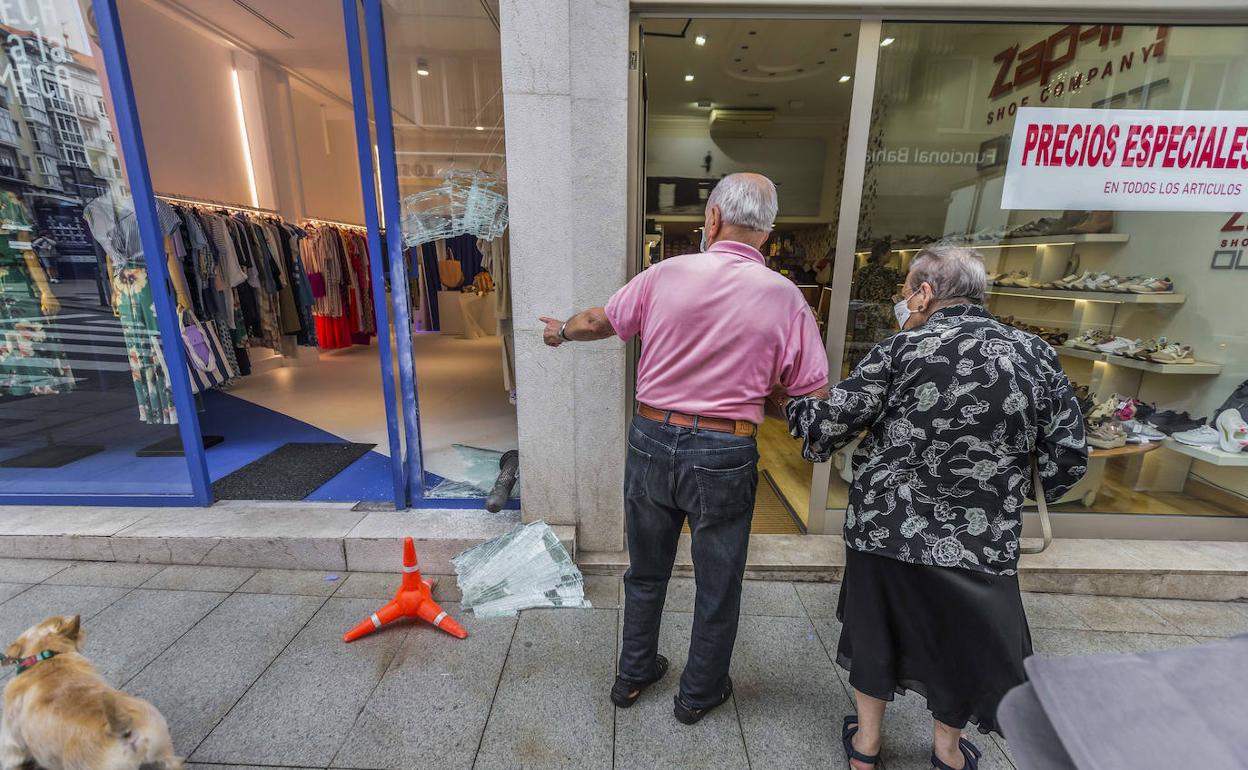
[1162,439,1248,466]
[859,232,1130,255]
[1056,347,1221,374]
[987,286,1186,304]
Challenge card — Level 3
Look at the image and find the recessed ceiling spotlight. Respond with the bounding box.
[694,34,707,46]
[880,37,895,47]
[740,68,748,73]
[843,32,853,37]
[797,68,805,73]
[474,125,484,131]
[829,47,838,52]
[684,74,695,82]
[748,30,757,35]
[741,45,749,50]
[416,58,430,76]
[817,60,825,64]
[768,72,776,77]
[839,74,852,83]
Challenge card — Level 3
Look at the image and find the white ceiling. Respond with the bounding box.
[644,18,860,120]
[161,0,500,106]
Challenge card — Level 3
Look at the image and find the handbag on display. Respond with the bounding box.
[473,270,494,293]
[181,311,234,394]
[1020,457,1052,555]
[438,258,464,289]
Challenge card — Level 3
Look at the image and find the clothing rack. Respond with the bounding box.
[303,217,367,231]
[155,192,280,216]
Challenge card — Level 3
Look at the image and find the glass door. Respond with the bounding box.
[357,0,519,508]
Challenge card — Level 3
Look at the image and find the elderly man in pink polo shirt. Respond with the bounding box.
[540,172,828,725]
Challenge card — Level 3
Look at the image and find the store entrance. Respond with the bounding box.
[640,17,860,532]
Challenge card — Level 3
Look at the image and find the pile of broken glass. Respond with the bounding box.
[400,169,509,247]
[453,521,591,617]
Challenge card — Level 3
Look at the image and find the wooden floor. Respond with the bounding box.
[756,417,813,525]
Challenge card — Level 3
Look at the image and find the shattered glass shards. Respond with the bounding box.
[425,444,519,499]
[452,521,590,617]
[400,170,509,248]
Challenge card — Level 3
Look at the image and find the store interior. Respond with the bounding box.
[0,0,516,504]
[644,18,1248,529]
[643,17,857,531]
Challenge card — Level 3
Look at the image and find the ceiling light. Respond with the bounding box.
[694,34,706,46]
[684,74,695,82]
[474,125,484,131]
[417,68,430,76]
[839,74,852,83]
[880,37,895,47]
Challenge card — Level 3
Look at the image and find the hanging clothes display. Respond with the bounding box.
[300,223,375,351]
[478,233,515,397]
[0,191,75,397]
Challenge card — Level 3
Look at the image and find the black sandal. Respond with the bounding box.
[842,715,881,767]
[610,654,669,708]
[673,676,733,725]
[931,737,981,770]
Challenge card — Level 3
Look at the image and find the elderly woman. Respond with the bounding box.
[782,246,1087,770]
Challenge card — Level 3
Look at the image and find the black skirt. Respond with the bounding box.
[837,548,1032,735]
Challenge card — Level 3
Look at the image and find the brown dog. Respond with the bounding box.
[1,615,183,770]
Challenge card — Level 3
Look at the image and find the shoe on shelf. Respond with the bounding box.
[1068,210,1114,234]
[1068,329,1112,351]
[1123,276,1174,293]
[1123,420,1166,441]
[1148,343,1196,364]
[1088,420,1127,449]
[1129,337,1163,360]
[1087,396,1123,423]
[1147,410,1205,435]
[1096,336,1138,356]
[1172,425,1221,447]
[1215,409,1248,453]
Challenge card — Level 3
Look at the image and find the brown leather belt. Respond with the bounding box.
[637,404,758,438]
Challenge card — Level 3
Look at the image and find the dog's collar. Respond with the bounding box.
[14,650,57,675]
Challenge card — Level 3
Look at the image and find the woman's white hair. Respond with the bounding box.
[908,245,988,305]
[706,173,777,232]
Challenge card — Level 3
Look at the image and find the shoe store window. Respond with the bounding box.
[835,22,1248,521]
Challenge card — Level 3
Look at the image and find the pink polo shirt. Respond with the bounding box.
[605,240,829,424]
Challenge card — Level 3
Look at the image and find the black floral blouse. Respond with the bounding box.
[788,304,1088,576]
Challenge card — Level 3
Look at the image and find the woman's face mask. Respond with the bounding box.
[893,289,918,329]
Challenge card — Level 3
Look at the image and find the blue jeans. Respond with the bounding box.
[618,413,758,707]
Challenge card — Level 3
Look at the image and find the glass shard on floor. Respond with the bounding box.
[453,521,590,616]
[425,444,520,498]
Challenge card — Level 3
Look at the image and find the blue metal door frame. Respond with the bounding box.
[342,0,407,508]
[358,0,426,504]
[0,0,210,506]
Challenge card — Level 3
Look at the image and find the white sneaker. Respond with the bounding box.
[1215,409,1248,453]
[1172,425,1220,447]
[1132,422,1167,441]
[1096,336,1137,356]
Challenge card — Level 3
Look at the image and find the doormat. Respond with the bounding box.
[682,469,805,535]
[213,442,376,500]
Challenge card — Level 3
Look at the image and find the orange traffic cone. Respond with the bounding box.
[343,536,468,642]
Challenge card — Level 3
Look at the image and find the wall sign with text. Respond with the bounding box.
[1002,107,1248,212]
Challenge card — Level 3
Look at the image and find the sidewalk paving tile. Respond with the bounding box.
[732,614,854,770]
[1108,632,1205,654]
[876,689,1015,770]
[84,589,228,685]
[45,562,166,588]
[614,612,749,770]
[143,565,256,592]
[190,766,321,770]
[331,605,516,770]
[192,598,407,767]
[740,580,805,617]
[794,581,840,619]
[1022,592,1089,630]
[0,582,32,605]
[124,592,325,755]
[1142,598,1248,637]
[0,557,72,583]
[475,608,616,770]
[1056,595,1178,634]
[237,568,345,596]
[583,574,621,609]
[0,585,130,653]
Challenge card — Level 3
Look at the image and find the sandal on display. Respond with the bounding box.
[610,654,669,708]
[842,715,882,768]
[932,737,982,770]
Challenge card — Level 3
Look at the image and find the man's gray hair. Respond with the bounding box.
[706,173,777,231]
[908,245,988,305]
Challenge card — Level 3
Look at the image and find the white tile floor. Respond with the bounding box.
[225,333,517,480]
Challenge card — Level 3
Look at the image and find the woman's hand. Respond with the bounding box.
[40,291,60,317]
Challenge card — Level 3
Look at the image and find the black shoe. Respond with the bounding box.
[610,654,669,708]
[673,677,733,725]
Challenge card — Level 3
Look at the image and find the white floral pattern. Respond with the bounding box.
[788,304,1087,576]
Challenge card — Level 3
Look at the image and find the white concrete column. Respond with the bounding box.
[501,0,630,552]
